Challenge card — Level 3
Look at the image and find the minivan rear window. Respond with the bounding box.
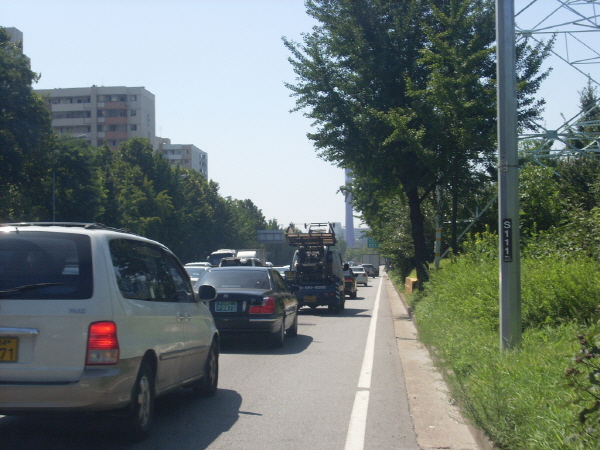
[0,232,93,299]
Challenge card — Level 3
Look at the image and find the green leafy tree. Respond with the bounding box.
[554,157,600,213]
[176,172,233,263]
[0,27,53,221]
[519,164,569,235]
[406,0,497,252]
[225,198,266,249]
[284,0,551,285]
[53,139,104,222]
[574,80,600,148]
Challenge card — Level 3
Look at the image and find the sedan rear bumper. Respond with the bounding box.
[214,316,281,334]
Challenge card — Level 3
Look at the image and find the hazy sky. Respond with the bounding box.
[2,0,599,229]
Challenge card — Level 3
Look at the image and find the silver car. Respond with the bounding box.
[350,266,368,286]
[0,223,219,441]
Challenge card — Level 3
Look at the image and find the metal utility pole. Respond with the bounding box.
[496,0,521,350]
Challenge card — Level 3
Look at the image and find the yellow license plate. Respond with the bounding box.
[0,337,18,362]
[304,296,316,303]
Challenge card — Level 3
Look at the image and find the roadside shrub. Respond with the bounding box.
[524,207,600,262]
[565,327,600,446]
[415,231,600,330]
[522,257,600,328]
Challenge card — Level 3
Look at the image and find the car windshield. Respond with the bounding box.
[351,267,365,273]
[197,269,272,290]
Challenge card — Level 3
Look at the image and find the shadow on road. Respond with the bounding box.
[298,307,371,318]
[220,333,313,355]
[0,388,243,449]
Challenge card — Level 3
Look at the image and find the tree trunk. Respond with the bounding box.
[406,185,429,287]
[451,187,459,252]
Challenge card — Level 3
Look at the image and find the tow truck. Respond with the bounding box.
[285,222,345,313]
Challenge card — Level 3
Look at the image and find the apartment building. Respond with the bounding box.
[158,138,208,178]
[5,27,23,47]
[35,86,155,150]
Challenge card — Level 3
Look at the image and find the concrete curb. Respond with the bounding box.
[384,272,492,450]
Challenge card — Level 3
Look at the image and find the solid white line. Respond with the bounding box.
[344,277,384,450]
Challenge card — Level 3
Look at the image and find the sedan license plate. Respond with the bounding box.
[215,301,237,313]
[304,296,316,303]
[0,337,18,362]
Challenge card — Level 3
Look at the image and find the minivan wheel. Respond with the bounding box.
[192,340,219,397]
[124,361,155,442]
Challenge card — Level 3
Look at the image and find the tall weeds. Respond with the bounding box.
[408,232,600,449]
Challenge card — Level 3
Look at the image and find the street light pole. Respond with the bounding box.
[52,135,86,223]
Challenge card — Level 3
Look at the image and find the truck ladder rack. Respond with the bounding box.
[285,222,337,248]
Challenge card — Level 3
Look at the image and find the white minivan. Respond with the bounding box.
[0,223,219,441]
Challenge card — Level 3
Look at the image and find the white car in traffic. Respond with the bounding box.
[0,223,219,441]
[350,266,368,286]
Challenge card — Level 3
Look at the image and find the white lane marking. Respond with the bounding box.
[344,277,384,450]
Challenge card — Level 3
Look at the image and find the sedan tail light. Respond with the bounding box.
[249,297,276,314]
[86,321,120,365]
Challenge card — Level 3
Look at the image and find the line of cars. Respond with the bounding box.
[343,263,377,298]
[0,222,379,441]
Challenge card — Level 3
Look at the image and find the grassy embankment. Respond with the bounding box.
[394,232,600,450]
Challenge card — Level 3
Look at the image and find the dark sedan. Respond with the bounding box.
[195,267,299,348]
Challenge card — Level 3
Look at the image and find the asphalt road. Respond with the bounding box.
[0,275,475,450]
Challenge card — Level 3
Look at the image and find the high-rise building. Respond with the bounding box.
[5,27,23,48]
[35,86,156,150]
[157,138,208,178]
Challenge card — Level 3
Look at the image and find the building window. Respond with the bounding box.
[130,110,137,117]
[130,95,137,101]
[130,124,137,131]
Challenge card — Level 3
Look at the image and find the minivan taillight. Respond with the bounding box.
[249,297,276,314]
[86,321,119,365]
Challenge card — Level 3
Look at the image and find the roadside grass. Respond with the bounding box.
[403,236,600,449]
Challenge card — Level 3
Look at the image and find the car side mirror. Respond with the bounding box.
[197,284,217,301]
[289,285,301,294]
